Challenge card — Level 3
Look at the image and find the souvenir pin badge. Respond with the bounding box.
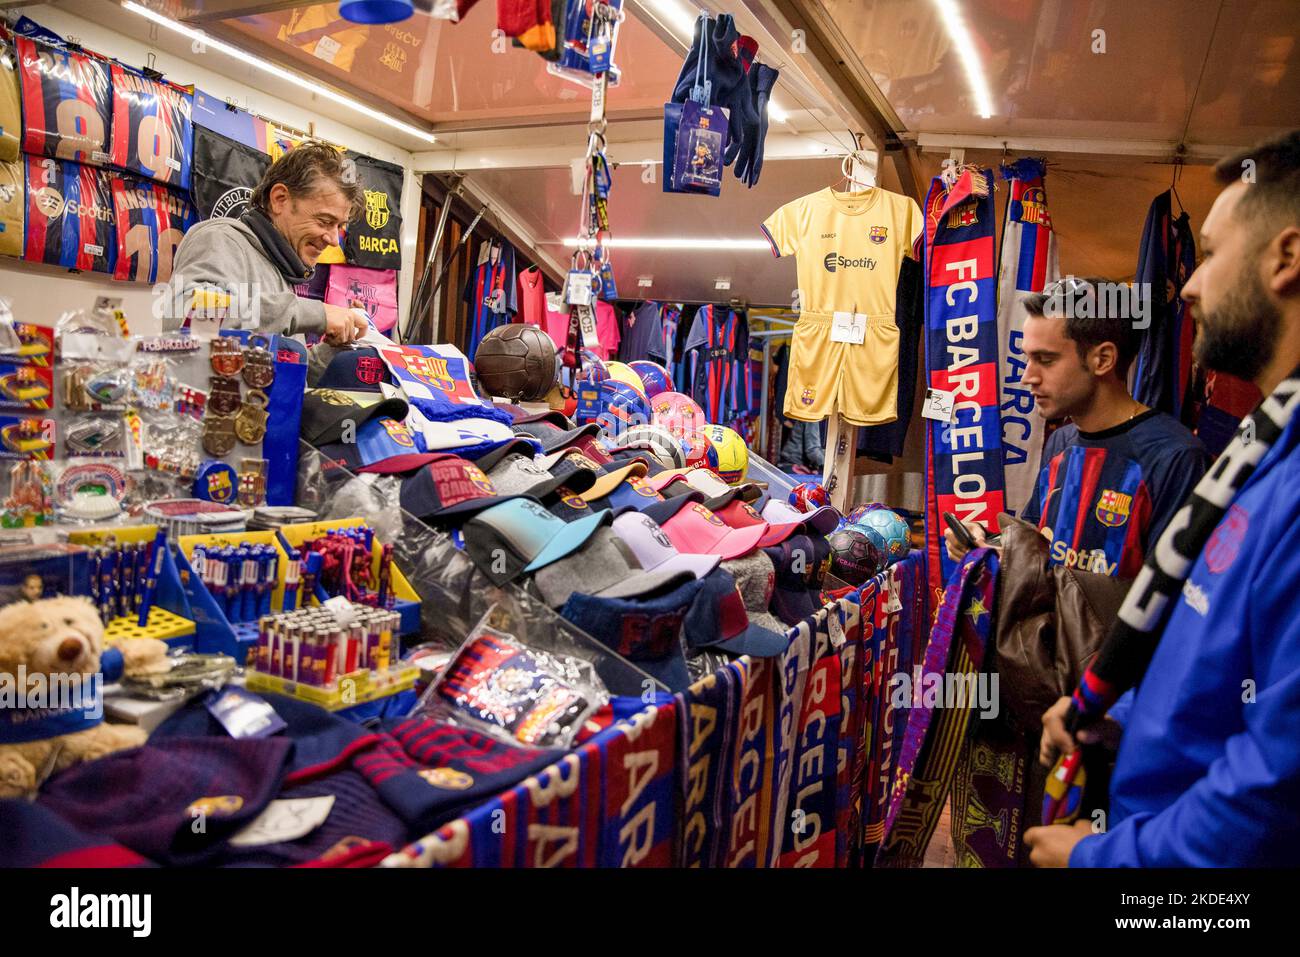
[210,337,245,377]
[209,375,242,415]
[238,458,268,507]
[243,334,275,389]
[235,389,269,444]
[203,413,238,457]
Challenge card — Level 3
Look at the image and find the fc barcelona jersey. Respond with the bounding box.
[108,174,196,283]
[16,36,112,165]
[1022,409,1208,578]
[24,156,115,273]
[109,64,194,189]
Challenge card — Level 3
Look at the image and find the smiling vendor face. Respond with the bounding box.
[265,179,354,269]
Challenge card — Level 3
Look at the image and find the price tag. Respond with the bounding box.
[922,387,957,422]
[566,270,592,306]
[884,572,903,613]
[830,311,866,345]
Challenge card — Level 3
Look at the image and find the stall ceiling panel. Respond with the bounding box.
[227,1,682,125]
[812,0,1297,146]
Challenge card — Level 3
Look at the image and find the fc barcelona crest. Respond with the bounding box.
[403,355,456,393]
[869,225,888,244]
[1014,186,1052,228]
[800,387,815,406]
[365,189,390,231]
[1095,489,1132,527]
[947,201,979,229]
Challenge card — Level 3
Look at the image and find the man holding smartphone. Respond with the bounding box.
[944,277,1208,579]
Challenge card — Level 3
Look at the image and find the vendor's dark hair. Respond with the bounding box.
[250,141,365,221]
[1023,276,1141,379]
[1214,129,1300,236]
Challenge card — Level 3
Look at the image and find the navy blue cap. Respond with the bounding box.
[559,577,705,692]
[764,533,819,626]
[684,567,789,658]
[316,347,391,392]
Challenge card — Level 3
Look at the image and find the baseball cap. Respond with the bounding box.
[513,420,601,454]
[559,578,705,692]
[466,437,544,471]
[759,493,841,536]
[485,453,597,499]
[545,486,600,522]
[531,527,696,608]
[576,458,648,501]
[765,534,819,625]
[463,498,611,585]
[715,498,799,548]
[583,472,664,514]
[683,467,763,504]
[684,565,788,658]
[722,551,790,637]
[512,408,575,429]
[316,347,392,392]
[301,388,409,446]
[641,490,705,528]
[399,454,525,522]
[613,511,721,580]
[660,502,766,560]
[317,417,444,474]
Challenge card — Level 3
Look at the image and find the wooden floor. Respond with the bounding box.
[923,798,957,868]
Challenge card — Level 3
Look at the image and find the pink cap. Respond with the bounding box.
[715,499,795,548]
[660,501,766,560]
[613,512,721,579]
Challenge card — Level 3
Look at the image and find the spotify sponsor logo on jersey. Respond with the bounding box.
[822,251,878,273]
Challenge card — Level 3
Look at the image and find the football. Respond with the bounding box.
[828,526,885,585]
[855,508,912,562]
[474,324,557,400]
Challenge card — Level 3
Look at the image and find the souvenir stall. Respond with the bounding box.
[0,0,1295,879]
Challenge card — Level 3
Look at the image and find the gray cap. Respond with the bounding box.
[532,527,695,608]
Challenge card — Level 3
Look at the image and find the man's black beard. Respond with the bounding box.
[1192,266,1281,382]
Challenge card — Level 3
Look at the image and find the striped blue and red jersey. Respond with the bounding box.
[1022,409,1208,578]
[109,63,194,189]
[15,36,111,164]
[24,156,115,273]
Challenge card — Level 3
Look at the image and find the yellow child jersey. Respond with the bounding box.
[762,186,923,425]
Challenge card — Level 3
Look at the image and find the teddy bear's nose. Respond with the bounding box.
[57,638,84,661]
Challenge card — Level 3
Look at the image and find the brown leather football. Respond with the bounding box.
[474,324,558,401]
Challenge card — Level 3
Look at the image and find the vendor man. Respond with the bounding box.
[165,141,368,349]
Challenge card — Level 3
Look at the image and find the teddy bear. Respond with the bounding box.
[0,595,170,798]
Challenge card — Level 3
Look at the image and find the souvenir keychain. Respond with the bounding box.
[209,375,242,415]
[210,337,245,377]
[203,413,238,456]
[242,335,276,389]
[235,390,269,444]
[238,458,268,507]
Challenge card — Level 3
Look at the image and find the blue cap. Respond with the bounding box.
[559,577,705,692]
[463,498,610,585]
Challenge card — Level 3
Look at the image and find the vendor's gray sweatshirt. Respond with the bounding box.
[162,217,327,336]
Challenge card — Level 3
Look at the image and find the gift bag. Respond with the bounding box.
[662,14,727,197]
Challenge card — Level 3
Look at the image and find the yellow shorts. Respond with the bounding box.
[782,310,899,425]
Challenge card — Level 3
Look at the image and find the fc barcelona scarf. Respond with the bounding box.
[995,159,1059,518]
[778,610,842,867]
[877,548,998,867]
[676,662,744,868]
[1069,367,1300,730]
[923,169,1006,593]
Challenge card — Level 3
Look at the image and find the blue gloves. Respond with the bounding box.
[734,64,779,187]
